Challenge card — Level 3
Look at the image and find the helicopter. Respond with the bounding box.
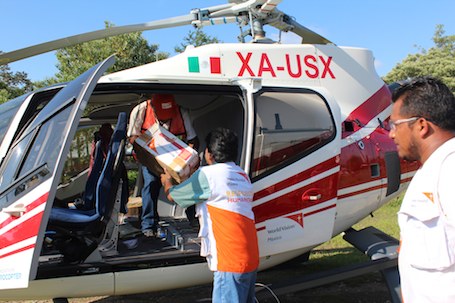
[0,0,419,301]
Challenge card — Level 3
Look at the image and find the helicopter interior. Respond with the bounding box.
[41,85,247,270]
[39,82,335,276]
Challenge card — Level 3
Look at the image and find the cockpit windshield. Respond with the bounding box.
[0,94,29,147]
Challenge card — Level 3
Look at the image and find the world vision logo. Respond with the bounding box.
[187,56,221,74]
[423,192,435,203]
[286,213,304,228]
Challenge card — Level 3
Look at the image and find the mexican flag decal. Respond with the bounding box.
[188,56,222,74]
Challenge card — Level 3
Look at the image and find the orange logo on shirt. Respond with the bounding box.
[236,171,250,182]
[423,192,434,203]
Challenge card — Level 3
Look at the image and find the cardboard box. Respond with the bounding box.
[133,123,199,183]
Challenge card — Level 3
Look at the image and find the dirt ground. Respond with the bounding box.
[105,272,392,303]
[68,277,391,303]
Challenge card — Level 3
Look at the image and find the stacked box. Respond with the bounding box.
[133,122,199,183]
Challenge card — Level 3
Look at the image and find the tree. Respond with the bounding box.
[384,25,455,92]
[174,28,220,53]
[0,58,33,104]
[55,21,168,82]
[32,77,61,90]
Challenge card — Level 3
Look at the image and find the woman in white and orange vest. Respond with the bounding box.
[128,94,199,237]
[161,128,259,303]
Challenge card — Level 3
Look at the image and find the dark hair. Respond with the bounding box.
[392,76,455,131]
[205,128,238,163]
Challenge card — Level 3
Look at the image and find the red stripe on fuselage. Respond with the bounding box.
[0,193,48,252]
[253,173,338,224]
[341,85,391,139]
[401,177,413,183]
[254,157,339,201]
[338,175,414,200]
[0,211,44,250]
[0,244,35,259]
[305,204,336,217]
[255,204,336,232]
[0,193,48,230]
[338,183,384,200]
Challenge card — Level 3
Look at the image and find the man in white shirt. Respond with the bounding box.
[389,77,455,302]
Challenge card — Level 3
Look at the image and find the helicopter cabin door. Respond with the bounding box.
[0,57,115,290]
[249,88,340,257]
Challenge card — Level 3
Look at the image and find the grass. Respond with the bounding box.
[307,194,403,270]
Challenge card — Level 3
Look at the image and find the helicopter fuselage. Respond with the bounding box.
[0,42,418,300]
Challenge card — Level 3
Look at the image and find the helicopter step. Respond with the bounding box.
[255,226,401,303]
[343,226,401,303]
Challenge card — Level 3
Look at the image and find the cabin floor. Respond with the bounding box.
[38,213,203,280]
[116,216,201,257]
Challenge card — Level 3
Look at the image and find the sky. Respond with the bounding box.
[1,0,454,81]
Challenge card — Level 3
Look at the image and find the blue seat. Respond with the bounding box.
[74,140,105,211]
[49,112,127,230]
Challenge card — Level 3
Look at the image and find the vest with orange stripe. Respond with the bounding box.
[196,162,259,273]
[141,94,187,139]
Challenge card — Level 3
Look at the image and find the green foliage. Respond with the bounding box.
[61,127,96,183]
[384,25,455,92]
[174,28,220,53]
[0,58,33,104]
[32,77,61,90]
[0,88,9,104]
[55,21,169,82]
[127,170,138,194]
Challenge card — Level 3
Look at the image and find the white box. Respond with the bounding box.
[134,123,199,183]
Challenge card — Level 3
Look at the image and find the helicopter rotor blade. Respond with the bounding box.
[0,1,332,65]
[258,0,283,14]
[0,14,195,65]
[210,0,281,17]
[0,2,241,66]
[210,0,256,17]
[289,20,332,45]
[268,11,332,45]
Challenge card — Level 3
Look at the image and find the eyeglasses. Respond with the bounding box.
[388,117,420,131]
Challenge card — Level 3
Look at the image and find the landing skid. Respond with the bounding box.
[256,226,401,303]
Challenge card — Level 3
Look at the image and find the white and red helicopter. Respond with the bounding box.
[0,0,418,301]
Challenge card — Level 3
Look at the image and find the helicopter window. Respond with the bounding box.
[60,125,102,183]
[19,106,71,179]
[0,94,29,147]
[0,105,72,197]
[0,130,36,195]
[252,91,335,178]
